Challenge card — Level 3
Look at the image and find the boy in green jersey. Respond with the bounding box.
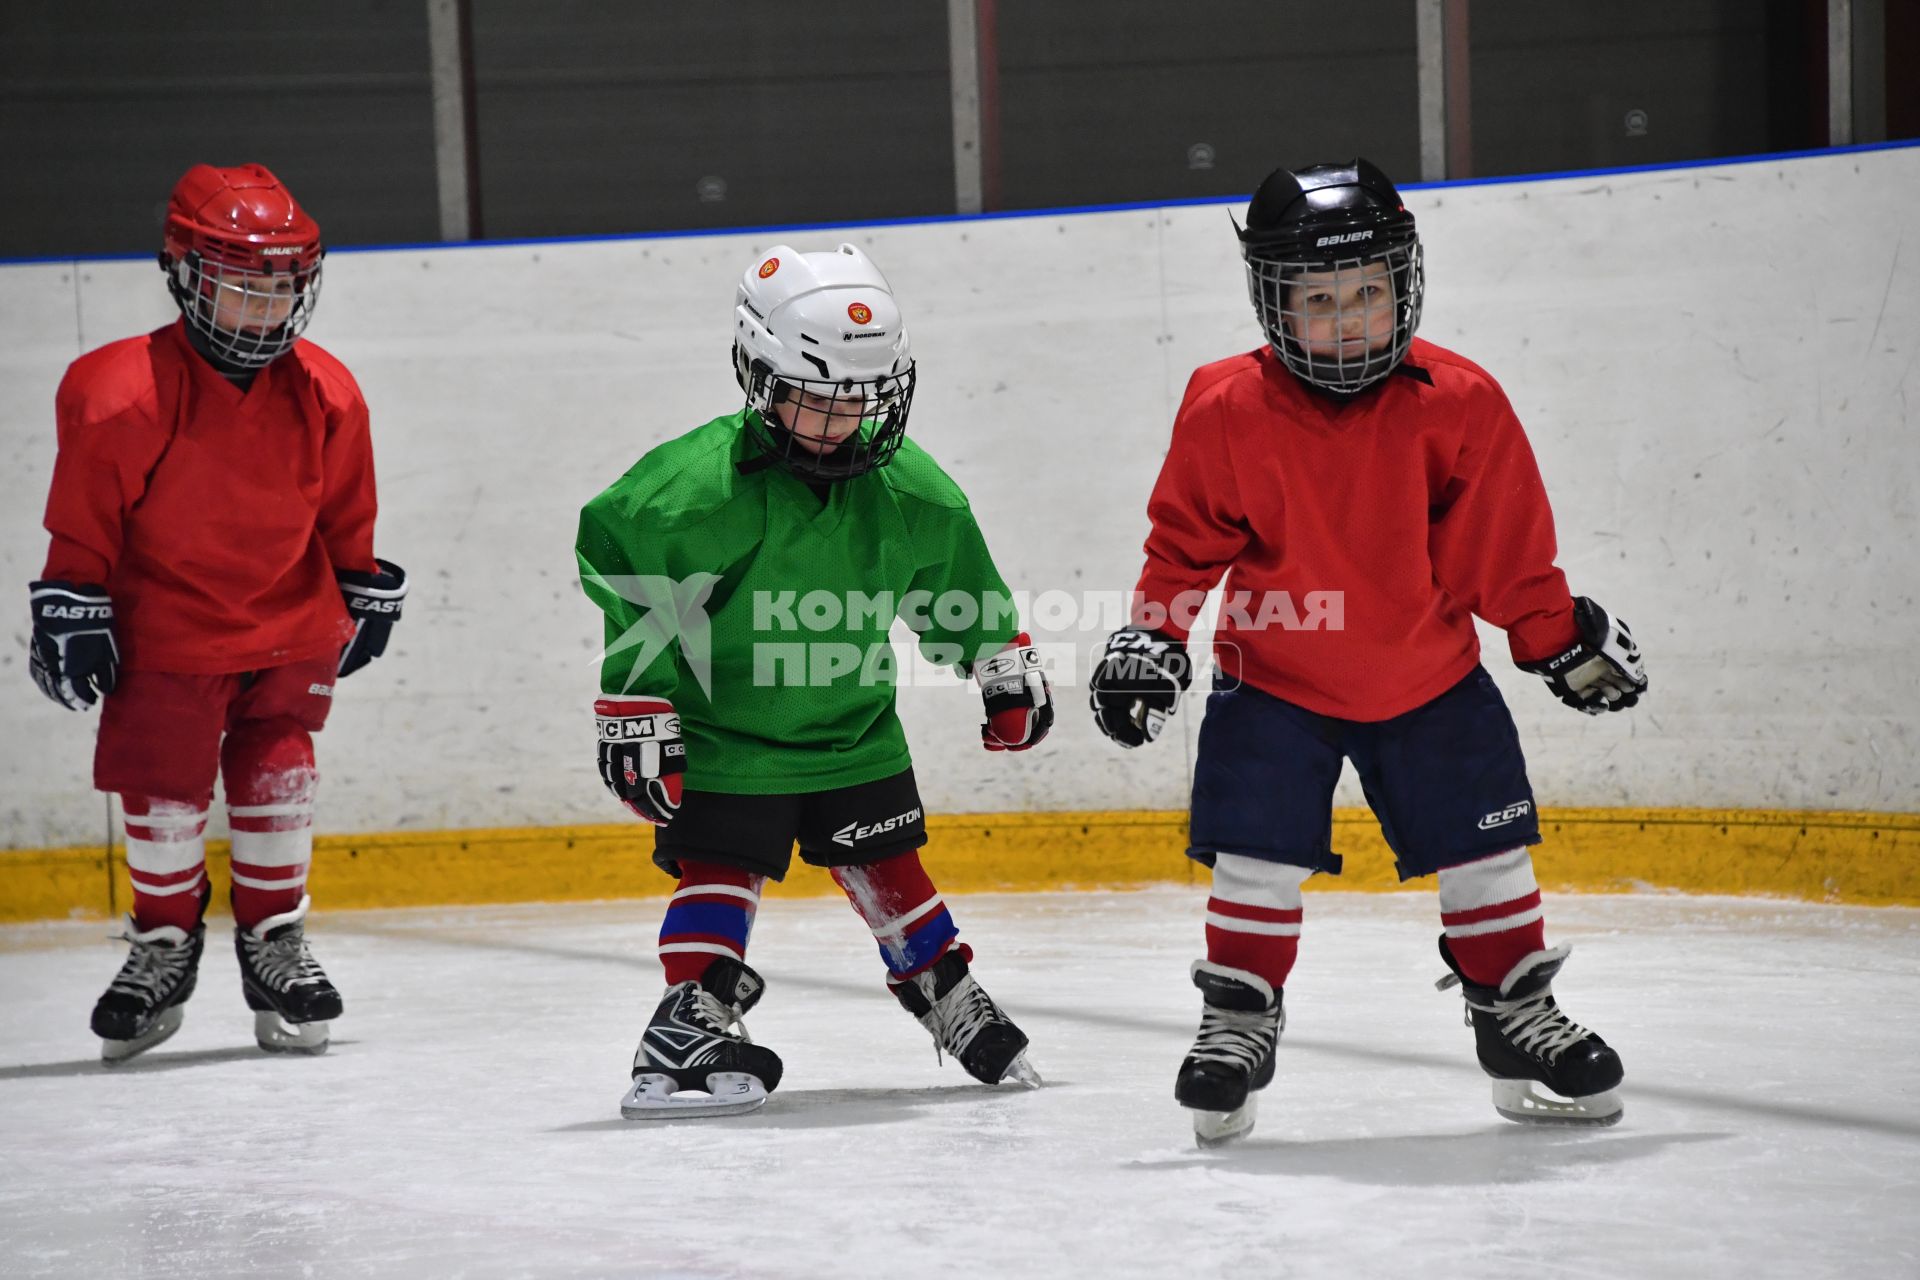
[579,243,1053,1117]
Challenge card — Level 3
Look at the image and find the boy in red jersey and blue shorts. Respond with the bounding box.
[1090,159,1647,1145]
[29,164,407,1063]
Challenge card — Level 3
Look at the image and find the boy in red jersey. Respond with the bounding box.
[28,163,407,1063]
[1089,159,1647,1145]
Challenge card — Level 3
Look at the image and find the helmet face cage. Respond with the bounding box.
[1244,238,1424,396]
[166,249,323,369]
[739,355,916,481]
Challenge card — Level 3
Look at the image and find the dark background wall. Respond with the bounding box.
[0,0,1910,258]
[0,0,438,258]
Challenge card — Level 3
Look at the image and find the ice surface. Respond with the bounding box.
[3,889,1917,1278]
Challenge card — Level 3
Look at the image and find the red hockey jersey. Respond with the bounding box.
[1133,338,1577,722]
[40,319,378,674]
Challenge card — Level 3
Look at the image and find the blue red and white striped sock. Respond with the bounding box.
[1205,853,1310,991]
[657,861,765,986]
[832,851,967,986]
[1437,846,1548,986]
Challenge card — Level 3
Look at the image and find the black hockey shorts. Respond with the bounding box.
[651,767,928,881]
[1187,665,1541,881]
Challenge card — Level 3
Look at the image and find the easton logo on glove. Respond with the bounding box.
[27,580,120,711]
[336,558,408,678]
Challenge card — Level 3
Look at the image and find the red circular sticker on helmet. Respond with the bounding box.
[847,302,872,325]
[758,257,780,279]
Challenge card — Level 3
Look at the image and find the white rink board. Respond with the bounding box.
[1,148,1917,848]
[1,891,1917,1277]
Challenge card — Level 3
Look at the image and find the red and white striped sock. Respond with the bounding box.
[1204,853,1310,991]
[224,735,318,931]
[122,794,210,932]
[658,862,765,986]
[1437,846,1548,986]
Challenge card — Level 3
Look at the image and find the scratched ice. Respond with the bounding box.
[2,890,1915,1278]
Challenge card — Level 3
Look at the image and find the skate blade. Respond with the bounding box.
[101,1005,185,1065]
[1491,1080,1623,1127]
[998,1053,1043,1089]
[1192,1096,1257,1149]
[255,1010,330,1056]
[620,1071,769,1119]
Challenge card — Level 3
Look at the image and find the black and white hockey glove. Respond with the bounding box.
[976,632,1053,751]
[336,558,407,678]
[1089,627,1193,748]
[1517,597,1648,715]
[28,580,120,710]
[596,696,686,825]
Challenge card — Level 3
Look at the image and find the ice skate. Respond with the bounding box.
[1175,960,1283,1148]
[236,895,341,1055]
[892,950,1039,1086]
[622,957,785,1118]
[93,916,207,1064]
[1436,938,1624,1126]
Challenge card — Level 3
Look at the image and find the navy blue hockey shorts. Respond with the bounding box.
[1187,665,1541,881]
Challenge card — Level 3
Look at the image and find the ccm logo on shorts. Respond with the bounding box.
[1478,800,1533,830]
[833,806,923,847]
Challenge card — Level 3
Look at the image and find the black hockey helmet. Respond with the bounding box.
[1236,158,1424,396]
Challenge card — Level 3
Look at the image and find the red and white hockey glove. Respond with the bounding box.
[336,558,408,678]
[595,697,686,824]
[28,580,120,710]
[975,633,1052,752]
[1517,597,1648,715]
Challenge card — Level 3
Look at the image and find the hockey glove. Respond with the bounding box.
[336,558,407,678]
[28,580,119,710]
[1517,596,1648,714]
[976,632,1053,751]
[1089,627,1192,748]
[596,696,686,825]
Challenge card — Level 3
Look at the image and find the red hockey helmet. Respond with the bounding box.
[160,163,325,368]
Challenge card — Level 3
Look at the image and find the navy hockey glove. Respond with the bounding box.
[28,580,120,710]
[596,696,686,825]
[336,558,407,678]
[976,632,1053,751]
[1089,627,1192,748]
[1517,597,1647,714]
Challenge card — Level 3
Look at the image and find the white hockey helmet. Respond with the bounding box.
[732,243,917,480]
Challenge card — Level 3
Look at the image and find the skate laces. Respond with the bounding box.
[1189,1003,1278,1072]
[919,973,1001,1062]
[1481,988,1593,1062]
[246,927,328,993]
[688,985,753,1044]
[107,931,191,999]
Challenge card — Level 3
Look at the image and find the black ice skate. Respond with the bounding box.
[892,950,1039,1087]
[1175,960,1283,1148]
[1436,938,1624,1126]
[622,956,785,1119]
[92,916,207,1064]
[235,895,341,1055]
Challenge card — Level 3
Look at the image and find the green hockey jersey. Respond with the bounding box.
[577,411,1021,794]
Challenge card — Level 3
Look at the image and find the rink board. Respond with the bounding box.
[4,805,1916,922]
